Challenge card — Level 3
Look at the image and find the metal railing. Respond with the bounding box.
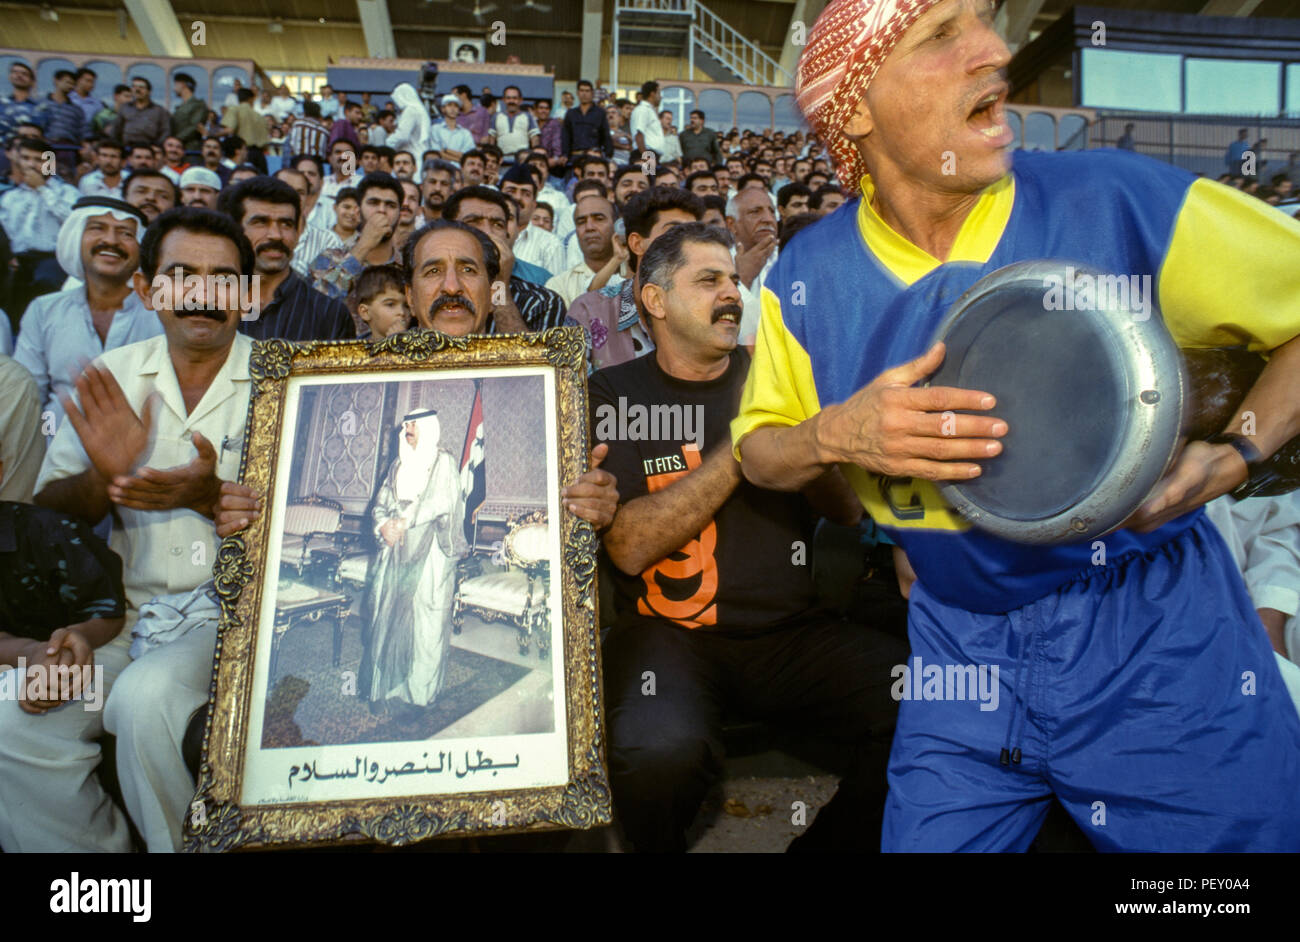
[691,0,791,87]
[611,0,790,89]
[1093,112,1300,177]
[616,0,691,12]
[618,0,691,9]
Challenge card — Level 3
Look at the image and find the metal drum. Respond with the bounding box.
[928,260,1185,544]
[928,260,1300,544]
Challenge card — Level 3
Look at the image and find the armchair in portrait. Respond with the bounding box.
[451,510,552,657]
[279,497,346,576]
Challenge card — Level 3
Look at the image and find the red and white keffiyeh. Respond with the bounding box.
[795,0,941,188]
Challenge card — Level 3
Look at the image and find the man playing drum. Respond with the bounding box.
[733,0,1300,850]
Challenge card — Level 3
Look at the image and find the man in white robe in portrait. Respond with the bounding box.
[362,408,467,718]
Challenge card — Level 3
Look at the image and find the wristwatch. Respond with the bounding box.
[1205,432,1281,500]
[1205,432,1263,467]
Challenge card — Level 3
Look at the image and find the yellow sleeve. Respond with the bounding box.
[1159,178,1300,352]
[730,286,823,459]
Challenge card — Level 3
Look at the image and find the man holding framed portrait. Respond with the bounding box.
[198,219,619,850]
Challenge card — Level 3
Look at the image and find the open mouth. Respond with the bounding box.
[968,85,1010,141]
[712,306,742,326]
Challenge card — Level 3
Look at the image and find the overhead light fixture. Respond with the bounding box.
[268,18,284,33]
[318,16,326,23]
[39,4,59,22]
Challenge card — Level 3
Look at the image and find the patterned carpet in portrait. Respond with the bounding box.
[262,615,531,749]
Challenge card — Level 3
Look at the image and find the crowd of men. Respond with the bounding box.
[0,60,862,853]
[0,0,1298,856]
[0,65,845,348]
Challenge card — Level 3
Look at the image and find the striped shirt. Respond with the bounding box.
[288,117,330,159]
[291,224,343,277]
[511,276,567,332]
[239,271,356,342]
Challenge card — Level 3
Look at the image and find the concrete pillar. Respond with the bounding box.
[356,0,397,59]
[779,0,825,80]
[995,0,1047,52]
[122,0,193,58]
[581,0,604,82]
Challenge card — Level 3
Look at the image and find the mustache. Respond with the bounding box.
[257,240,291,255]
[89,243,129,261]
[428,293,477,318]
[711,303,743,323]
[175,307,229,322]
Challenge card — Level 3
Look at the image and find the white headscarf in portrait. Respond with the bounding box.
[394,409,442,502]
[55,196,147,281]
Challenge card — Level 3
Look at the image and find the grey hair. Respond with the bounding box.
[725,186,775,219]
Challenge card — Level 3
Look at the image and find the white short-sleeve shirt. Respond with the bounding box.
[36,332,254,624]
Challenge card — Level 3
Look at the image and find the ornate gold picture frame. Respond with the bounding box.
[184,328,610,852]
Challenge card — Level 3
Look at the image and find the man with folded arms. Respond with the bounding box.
[593,222,901,851]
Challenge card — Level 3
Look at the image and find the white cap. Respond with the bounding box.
[179,166,222,190]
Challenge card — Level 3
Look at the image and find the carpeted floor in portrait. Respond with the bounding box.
[261,615,531,749]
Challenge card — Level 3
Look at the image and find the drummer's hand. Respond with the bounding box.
[815,343,1008,481]
[1123,440,1249,533]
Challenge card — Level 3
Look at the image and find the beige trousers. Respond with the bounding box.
[0,631,134,852]
[104,622,218,853]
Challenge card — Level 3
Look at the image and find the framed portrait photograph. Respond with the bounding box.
[184,330,610,851]
[449,38,486,65]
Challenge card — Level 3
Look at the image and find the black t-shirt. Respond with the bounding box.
[0,501,126,641]
[589,349,817,631]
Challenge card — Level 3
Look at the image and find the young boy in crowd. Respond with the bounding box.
[530,202,554,232]
[349,264,411,339]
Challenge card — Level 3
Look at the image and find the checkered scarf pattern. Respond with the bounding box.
[795,0,942,190]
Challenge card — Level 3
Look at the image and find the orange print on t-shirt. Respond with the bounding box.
[637,443,718,628]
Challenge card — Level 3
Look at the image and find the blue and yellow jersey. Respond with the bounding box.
[732,149,1300,614]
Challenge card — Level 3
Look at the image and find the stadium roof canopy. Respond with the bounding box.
[3,0,1298,79]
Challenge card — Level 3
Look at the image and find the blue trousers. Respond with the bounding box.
[883,513,1300,852]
